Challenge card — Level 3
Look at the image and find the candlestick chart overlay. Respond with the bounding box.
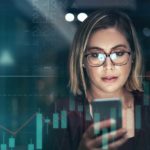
[0,75,150,150]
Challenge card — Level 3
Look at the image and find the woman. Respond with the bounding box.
[43,9,150,150]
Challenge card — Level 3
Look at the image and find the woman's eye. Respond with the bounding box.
[115,51,125,56]
[90,53,99,58]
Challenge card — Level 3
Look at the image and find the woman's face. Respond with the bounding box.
[84,27,132,95]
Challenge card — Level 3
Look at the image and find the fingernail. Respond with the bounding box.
[93,122,100,130]
[93,122,100,135]
[110,118,116,124]
[110,130,117,136]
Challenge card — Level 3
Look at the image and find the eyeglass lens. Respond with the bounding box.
[87,51,130,66]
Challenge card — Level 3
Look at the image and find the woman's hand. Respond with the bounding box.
[78,119,127,150]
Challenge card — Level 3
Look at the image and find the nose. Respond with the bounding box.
[103,56,114,70]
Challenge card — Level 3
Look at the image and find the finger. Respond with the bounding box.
[89,128,127,148]
[95,119,116,131]
[100,129,127,149]
[85,119,116,138]
[98,133,127,150]
[108,128,127,142]
[108,134,128,149]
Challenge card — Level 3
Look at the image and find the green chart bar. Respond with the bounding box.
[28,141,34,150]
[135,105,141,129]
[1,144,7,150]
[86,112,91,121]
[1,133,7,150]
[78,105,83,112]
[69,94,75,111]
[45,118,51,134]
[45,118,50,124]
[61,110,67,128]
[143,81,150,106]
[36,113,42,149]
[102,128,108,150]
[28,144,34,150]
[110,108,117,132]
[93,113,100,135]
[85,106,91,121]
[9,137,15,149]
[53,113,59,128]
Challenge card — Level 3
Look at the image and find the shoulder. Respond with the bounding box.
[132,90,144,105]
[133,90,150,130]
[133,90,150,107]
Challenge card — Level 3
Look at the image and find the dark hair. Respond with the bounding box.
[69,9,143,95]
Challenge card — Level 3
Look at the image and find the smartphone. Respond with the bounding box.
[91,98,122,135]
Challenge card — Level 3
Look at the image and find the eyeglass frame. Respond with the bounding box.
[84,50,131,67]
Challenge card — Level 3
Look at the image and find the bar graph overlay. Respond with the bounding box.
[0,113,43,150]
[135,105,141,130]
[9,136,15,149]
[36,113,42,149]
[28,140,34,150]
[143,81,150,106]
[0,95,147,149]
[0,110,68,149]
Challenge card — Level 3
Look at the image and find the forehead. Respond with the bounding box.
[87,27,130,52]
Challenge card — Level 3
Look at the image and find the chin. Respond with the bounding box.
[102,86,122,94]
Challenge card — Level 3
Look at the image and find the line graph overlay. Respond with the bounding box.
[0,113,36,136]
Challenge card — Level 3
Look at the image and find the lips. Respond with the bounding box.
[101,76,118,82]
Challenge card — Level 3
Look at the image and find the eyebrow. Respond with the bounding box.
[86,44,128,51]
[111,44,128,50]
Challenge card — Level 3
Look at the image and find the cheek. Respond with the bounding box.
[121,66,130,74]
[118,63,132,80]
[85,66,100,80]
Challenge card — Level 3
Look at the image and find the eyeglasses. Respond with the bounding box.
[84,50,131,67]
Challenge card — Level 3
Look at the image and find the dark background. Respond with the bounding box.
[0,0,150,148]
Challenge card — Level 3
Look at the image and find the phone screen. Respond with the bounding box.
[91,98,122,135]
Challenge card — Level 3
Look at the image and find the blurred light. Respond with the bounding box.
[65,13,75,22]
[26,0,76,43]
[0,50,14,66]
[143,27,150,37]
[77,13,88,22]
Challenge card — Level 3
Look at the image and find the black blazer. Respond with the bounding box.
[43,91,150,150]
